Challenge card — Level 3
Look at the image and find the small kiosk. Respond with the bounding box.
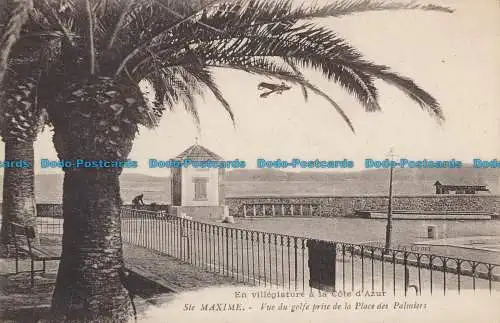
[170,143,226,220]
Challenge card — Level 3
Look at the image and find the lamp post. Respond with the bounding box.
[384,149,395,254]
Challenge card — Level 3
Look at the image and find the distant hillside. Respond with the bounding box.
[1,173,171,204]
[224,166,499,196]
[225,165,499,183]
[0,166,497,203]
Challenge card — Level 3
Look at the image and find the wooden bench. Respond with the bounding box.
[8,222,61,287]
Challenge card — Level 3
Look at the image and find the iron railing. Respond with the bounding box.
[121,208,500,296]
[36,204,63,218]
[37,216,63,235]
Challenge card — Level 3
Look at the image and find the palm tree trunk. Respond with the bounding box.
[51,167,131,322]
[49,86,136,321]
[0,138,37,257]
[48,76,143,321]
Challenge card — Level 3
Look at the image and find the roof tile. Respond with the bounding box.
[174,144,223,161]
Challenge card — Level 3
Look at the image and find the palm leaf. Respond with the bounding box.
[144,65,204,128]
[206,57,354,131]
[184,64,236,125]
[284,56,308,101]
[150,23,382,111]
[149,21,441,119]
[115,0,452,75]
[18,0,449,131]
[0,0,33,87]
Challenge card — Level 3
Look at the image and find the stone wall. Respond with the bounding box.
[33,195,500,219]
[225,195,500,218]
[172,206,226,221]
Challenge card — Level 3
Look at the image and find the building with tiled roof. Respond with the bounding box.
[170,142,226,220]
[434,180,489,194]
[174,144,223,161]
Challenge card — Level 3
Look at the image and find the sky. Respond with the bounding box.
[1,0,499,176]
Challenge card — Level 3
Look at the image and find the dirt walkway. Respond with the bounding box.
[123,243,246,292]
[0,240,246,322]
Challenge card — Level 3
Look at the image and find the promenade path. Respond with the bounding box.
[0,235,244,322]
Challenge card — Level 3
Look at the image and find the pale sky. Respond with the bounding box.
[1,0,499,176]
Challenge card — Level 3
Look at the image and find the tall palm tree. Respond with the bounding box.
[0,3,52,256]
[15,0,451,321]
[0,52,47,256]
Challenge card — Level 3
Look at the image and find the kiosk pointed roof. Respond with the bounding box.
[174,144,223,161]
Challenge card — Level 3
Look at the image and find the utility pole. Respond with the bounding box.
[384,148,395,254]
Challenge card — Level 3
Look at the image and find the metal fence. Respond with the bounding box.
[37,204,63,218]
[37,216,63,235]
[121,208,500,296]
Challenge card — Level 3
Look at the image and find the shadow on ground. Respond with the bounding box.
[0,271,54,322]
[0,242,247,322]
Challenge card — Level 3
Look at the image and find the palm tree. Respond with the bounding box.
[13,0,451,321]
[0,52,47,256]
[0,4,52,256]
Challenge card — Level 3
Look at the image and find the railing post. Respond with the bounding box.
[179,218,183,260]
[243,204,247,218]
[187,220,191,262]
[272,204,276,217]
[291,205,294,216]
[253,205,256,217]
[300,204,303,216]
[294,237,298,290]
[225,227,229,276]
[281,204,285,216]
[404,255,409,296]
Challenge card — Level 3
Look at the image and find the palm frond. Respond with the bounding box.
[33,0,76,47]
[293,0,454,19]
[205,57,354,131]
[148,20,442,119]
[115,0,230,75]
[284,56,308,101]
[184,64,236,125]
[144,66,205,128]
[299,79,354,133]
[84,0,96,74]
[189,0,453,33]
[0,0,33,87]
[149,23,382,111]
[105,0,134,49]
[376,68,443,122]
[17,0,449,132]
[115,0,452,75]
[142,62,238,129]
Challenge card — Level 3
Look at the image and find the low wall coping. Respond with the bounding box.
[225,195,500,199]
